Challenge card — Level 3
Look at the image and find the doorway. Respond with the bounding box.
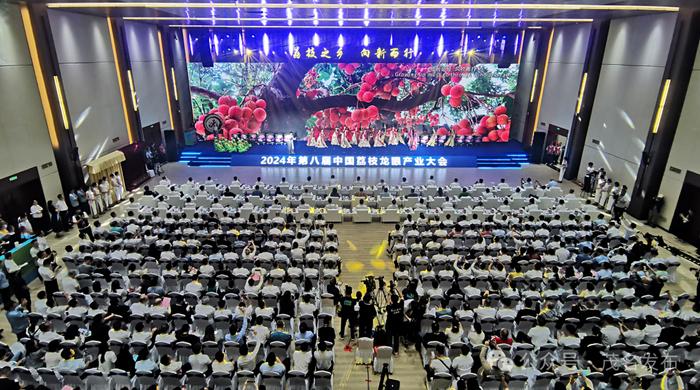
[544,124,569,167]
[0,167,47,230]
[670,171,700,247]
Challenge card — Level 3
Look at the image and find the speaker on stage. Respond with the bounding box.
[163,129,179,162]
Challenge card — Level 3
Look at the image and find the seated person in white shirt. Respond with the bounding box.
[313,341,334,371]
[451,344,474,376]
[291,342,313,373]
[354,198,370,211]
[298,294,317,316]
[212,351,234,373]
[188,343,212,372]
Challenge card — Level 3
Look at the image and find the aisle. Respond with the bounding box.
[332,223,427,390]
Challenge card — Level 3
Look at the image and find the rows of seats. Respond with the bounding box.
[380,196,694,389]
[6,203,344,390]
[135,178,594,225]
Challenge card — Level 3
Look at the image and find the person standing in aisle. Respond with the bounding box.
[111,173,124,203]
[76,187,89,215]
[38,257,60,306]
[55,194,70,232]
[385,293,405,355]
[99,178,111,210]
[358,293,377,338]
[607,182,621,212]
[68,190,80,219]
[338,286,356,341]
[0,270,13,310]
[29,200,44,235]
[558,158,568,183]
[599,179,612,209]
[87,184,100,216]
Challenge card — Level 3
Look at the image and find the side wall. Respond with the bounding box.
[511,31,537,143]
[0,4,62,200]
[578,13,677,189]
[48,9,130,163]
[538,24,591,133]
[124,21,171,134]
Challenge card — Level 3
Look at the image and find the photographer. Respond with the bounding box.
[385,293,404,354]
[338,285,356,340]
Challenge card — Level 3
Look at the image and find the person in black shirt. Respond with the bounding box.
[358,294,376,338]
[339,286,356,339]
[659,317,685,346]
[373,324,389,347]
[422,321,448,348]
[385,294,404,353]
[326,279,341,305]
[318,317,336,346]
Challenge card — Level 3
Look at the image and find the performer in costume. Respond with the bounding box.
[408,128,419,151]
[307,129,317,147]
[340,130,352,148]
[330,129,339,146]
[387,127,398,146]
[445,129,456,147]
[426,129,438,147]
[359,129,371,147]
[398,128,407,145]
[351,130,358,145]
[316,129,328,148]
[374,128,386,147]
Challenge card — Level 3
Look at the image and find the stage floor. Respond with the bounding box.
[180,141,529,168]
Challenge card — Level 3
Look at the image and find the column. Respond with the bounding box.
[564,20,610,180]
[627,7,700,219]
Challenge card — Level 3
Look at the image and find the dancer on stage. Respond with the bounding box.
[426,129,438,147]
[445,128,456,147]
[387,127,399,146]
[307,129,317,147]
[340,129,352,148]
[330,129,339,146]
[407,128,419,151]
[358,129,371,147]
[316,129,328,148]
[350,130,358,145]
[374,128,386,147]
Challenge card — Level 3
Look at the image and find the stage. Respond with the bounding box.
[179,141,529,169]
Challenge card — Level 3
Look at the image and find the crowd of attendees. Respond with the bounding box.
[0,174,695,390]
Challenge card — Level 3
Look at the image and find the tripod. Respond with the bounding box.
[378,363,399,390]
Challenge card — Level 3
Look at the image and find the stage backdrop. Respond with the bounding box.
[188,61,519,143]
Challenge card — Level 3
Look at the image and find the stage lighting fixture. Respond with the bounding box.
[313,32,320,46]
[288,32,295,54]
[286,0,292,25]
[415,0,421,26]
[46,2,681,12]
[313,8,319,26]
[488,33,494,56]
[363,34,370,47]
[440,0,446,26]
[467,49,475,56]
[364,5,369,26]
[263,33,270,55]
[238,33,244,53]
[213,34,219,55]
[413,34,419,55]
[652,79,671,134]
[261,0,267,25]
[437,35,444,56]
[338,6,343,26]
[337,34,345,47]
